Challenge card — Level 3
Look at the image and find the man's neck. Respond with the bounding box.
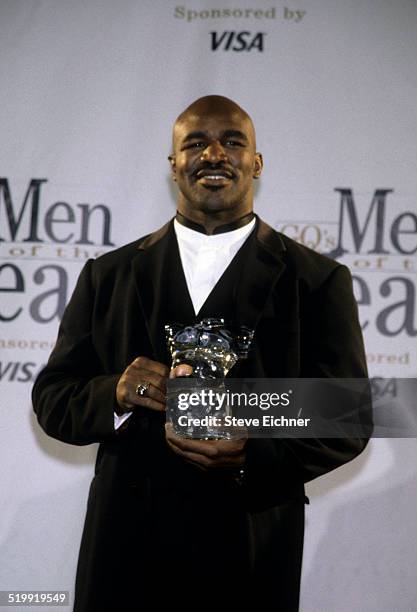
[175,211,255,235]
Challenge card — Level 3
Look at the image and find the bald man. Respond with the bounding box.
[33,96,370,611]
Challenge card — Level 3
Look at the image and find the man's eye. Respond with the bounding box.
[186,142,205,149]
[225,140,243,147]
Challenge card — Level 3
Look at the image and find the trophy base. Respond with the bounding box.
[174,431,236,441]
[169,422,242,441]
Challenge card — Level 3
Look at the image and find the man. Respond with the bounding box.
[32,96,371,611]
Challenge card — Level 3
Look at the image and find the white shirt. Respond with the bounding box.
[173,217,256,315]
[114,216,256,429]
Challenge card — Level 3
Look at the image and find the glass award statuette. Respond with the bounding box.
[165,318,254,439]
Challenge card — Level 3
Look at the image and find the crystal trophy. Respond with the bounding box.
[165,318,254,439]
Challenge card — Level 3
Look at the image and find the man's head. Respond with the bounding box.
[169,95,263,224]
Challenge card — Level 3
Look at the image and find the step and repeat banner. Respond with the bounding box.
[1,1,416,610]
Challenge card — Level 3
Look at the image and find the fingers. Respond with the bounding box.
[129,367,167,399]
[116,357,195,414]
[116,356,170,413]
[131,356,170,378]
[165,438,245,469]
[169,364,193,379]
[166,424,246,455]
[165,423,246,469]
[117,383,165,413]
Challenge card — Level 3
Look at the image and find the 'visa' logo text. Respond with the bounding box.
[211,31,265,52]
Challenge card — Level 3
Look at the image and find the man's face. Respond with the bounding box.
[170,105,262,215]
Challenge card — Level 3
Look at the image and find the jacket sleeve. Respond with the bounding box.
[245,264,373,508]
[32,259,123,446]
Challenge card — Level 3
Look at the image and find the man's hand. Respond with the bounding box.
[165,363,247,471]
[116,356,169,414]
[165,423,247,471]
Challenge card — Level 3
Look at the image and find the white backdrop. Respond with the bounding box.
[0,1,416,610]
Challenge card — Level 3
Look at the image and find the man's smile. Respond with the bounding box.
[194,167,235,188]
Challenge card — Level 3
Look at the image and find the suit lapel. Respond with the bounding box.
[235,217,287,330]
[131,220,174,362]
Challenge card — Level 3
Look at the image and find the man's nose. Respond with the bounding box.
[201,141,227,163]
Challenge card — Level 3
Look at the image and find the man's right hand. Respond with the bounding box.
[115,356,170,415]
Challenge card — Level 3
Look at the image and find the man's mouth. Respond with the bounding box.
[194,168,235,187]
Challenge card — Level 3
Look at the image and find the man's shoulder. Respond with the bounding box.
[280,232,340,271]
[95,236,147,264]
[86,239,143,281]
[257,218,345,286]
[90,220,172,272]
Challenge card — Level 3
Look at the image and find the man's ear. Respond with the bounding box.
[168,155,177,181]
[253,153,263,179]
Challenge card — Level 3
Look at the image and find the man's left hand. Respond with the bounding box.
[165,423,246,471]
[165,363,247,471]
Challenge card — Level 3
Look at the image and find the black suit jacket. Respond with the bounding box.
[32,216,371,611]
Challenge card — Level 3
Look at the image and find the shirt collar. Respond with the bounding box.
[175,211,255,235]
[174,216,256,250]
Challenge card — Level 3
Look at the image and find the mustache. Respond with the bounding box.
[192,163,236,179]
